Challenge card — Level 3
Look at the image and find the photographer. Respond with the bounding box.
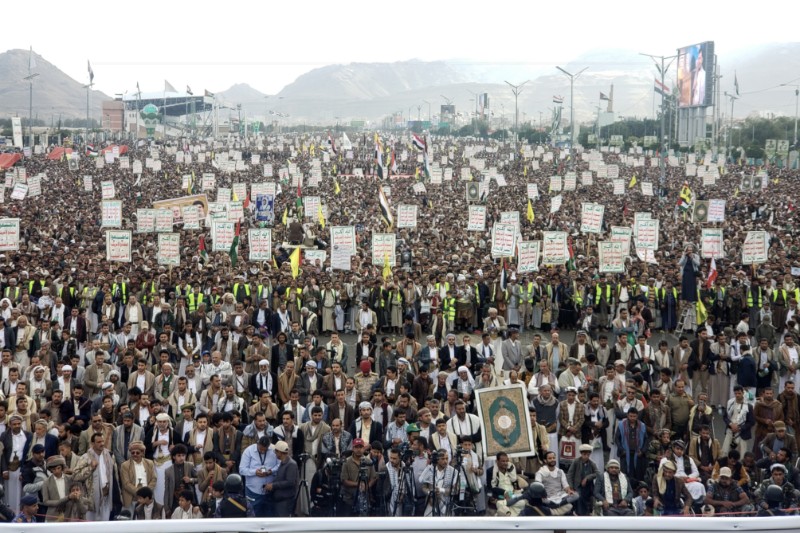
[311,455,344,516]
[340,438,376,515]
[421,448,456,516]
[722,386,755,454]
[238,436,280,517]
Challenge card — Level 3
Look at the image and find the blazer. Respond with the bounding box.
[127,371,156,397]
[62,316,88,344]
[111,423,145,466]
[271,458,299,502]
[326,401,355,429]
[119,458,157,507]
[557,400,585,437]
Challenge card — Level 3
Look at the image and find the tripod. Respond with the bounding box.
[294,453,312,516]
[390,464,418,517]
[352,459,372,517]
[446,449,478,516]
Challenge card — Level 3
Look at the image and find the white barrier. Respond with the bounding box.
[3,516,795,533]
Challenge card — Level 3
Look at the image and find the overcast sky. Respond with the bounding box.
[6,0,796,98]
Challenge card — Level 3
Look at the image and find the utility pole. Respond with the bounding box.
[780,83,799,146]
[723,92,738,157]
[639,52,677,190]
[555,66,587,155]
[504,80,528,149]
[423,100,431,123]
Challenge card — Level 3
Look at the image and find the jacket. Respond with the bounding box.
[271,458,298,502]
[119,458,157,507]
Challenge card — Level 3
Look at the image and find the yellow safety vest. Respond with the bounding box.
[187,292,205,313]
[747,287,762,309]
[442,297,456,320]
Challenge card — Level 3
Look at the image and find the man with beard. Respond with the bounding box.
[614,408,647,485]
[594,459,634,516]
[533,451,577,515]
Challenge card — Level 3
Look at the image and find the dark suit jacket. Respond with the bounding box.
[455,345,480,368]
[326,401,355,429]
[271,458,298,502]
[689,339,714,375]
[63,316,88,344]
[353,342,377,365]
[568,342,596,360]
[0,430,32,472]
[348,419,383,445]
[249,371,277,399]
[0,327,16,352]
[212,429,243,467]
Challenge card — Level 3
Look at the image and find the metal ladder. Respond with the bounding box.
[676,304,696,333]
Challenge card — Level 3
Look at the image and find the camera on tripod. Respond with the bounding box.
[398,442,414,464]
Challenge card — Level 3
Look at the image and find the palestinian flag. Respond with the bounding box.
[199,234,209,263]
[85,145,98,157]
[327,131,337,154]
[499,259,507,291]
[567,235,576,271]
[229,222,240,267]
[389,149,397,175]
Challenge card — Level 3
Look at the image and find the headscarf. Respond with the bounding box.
[656,460,676,494]
[455,366,475,395]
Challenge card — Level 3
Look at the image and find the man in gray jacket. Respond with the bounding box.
[266,440,298,517]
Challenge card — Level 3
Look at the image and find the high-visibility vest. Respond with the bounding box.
[773,289,789,305]
[285,287,302,307]
[595,285,612,302]
[234,283,252,301]
[142,281,158,297]
[657,288,678,301]
[435,282,450,294]
[3,287,19,300]
[747,287,762,309]
[112,283,128,304]
[175,284,191,297]
[59,286,76,299]
[187,292,205,313]
[524,282,534,304]
[442,297,456,320]
[475,285,481,305]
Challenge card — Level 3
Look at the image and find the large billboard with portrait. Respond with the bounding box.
[677,41,714,108]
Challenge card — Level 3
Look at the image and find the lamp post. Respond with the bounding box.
[639,52,677,189]
[780,83,799,146]
[423,100,431,123]
[555,66,587,151]
[504,80,528,148]
[723,91,738,157]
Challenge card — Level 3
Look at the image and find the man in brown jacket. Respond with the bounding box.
[753,387,784,459]
[779,380,800,449]
[119,440,156,510]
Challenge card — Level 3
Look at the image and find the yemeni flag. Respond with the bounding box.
[327,131,337,154]
[705,258,718,288]
[199,234,209,263]
[229,222,240,267]
[412,133,427,152]
[654,78,671,97]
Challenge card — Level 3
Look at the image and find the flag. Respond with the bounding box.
[654,78,670,96]
[414,167,420,180]
[199,234,209,263]
[85,145,98,157]
[500,259,507,291]
[527,198,535,223]
[378,185,394,229]
[789,201,795,213]
[88,60,94,83]
[600,92,610,101]
[567,236,576,271]
[165,80,176,93]
[243,193,250,209]
[318,203,326,229]
[232,189,239,202]
[205,89,214,97]
[186,85,193,95]
[412,133,427,152]
[327,131,337,154]
[341,132,353,151]
[734,72,740,96]
[706,258,718,289]
[383,253,392,280]
[188,171,194,194]
[623,202,629,218]
[553,95,564,105]
[333,178,341,195]
[629,175,637,188]
[696,298,708,325]
[389,149,397,175]
[289,246,301,279]
[282,207,288,225]
[678,183,693,211]
[734,187,739,198]
[374,133,384,179]
[422,150,431,181]
[28,47,36,71]
[229,222,240,267]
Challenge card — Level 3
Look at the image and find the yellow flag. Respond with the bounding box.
[289,247,301,279]
[310,144,315,156]
[232,189,239,202]
[383,253,392,280]
[282,207,288,225]
[629,175,637,188]
[734,187,740,197]
[414,167,420,180]
[524,166,527,177]
[334,179,341,195]
[272,258,278,269]
[527,198,535,223]
[318,204,326,229]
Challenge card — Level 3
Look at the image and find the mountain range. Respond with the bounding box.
[2,44,799,126]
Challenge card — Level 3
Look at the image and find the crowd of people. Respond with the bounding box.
[0,128,797,522]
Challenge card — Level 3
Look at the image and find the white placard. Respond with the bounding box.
[541,232,568,264]
[581,171,593,186]
[635,218,659,250]
[527,183,539,199]
[607,164,620,179]
[248,228,272,261]
[182,205,200,230]
[263,164,274,177]
[516,241,540,273]
[136,209,156,233]
[0,219,20,251]
[101,200,122,228]
[598,241,625,273]
[707,199,726,222]
[491,223,517,258]
[330,226,356,254]
[101,181,115,199]
[233,183,248,202]
[105,230,132,262]
[549,175,562,192]
[372,233,396,266]
[155,208,174,232]
[742,231,768,264]
[27,174,41,197]
[580,203,605,233]
[397,204,418,228]
[610,226,633,256]
[550,194,562,214]
[468,205,486,231]
[613,179,625,195]
[10,183,27,201]
[202,173,216,190]
[211,221,236,251]
[641,182,654,196]
[701,228,724,259]
[563,172,576,191]
[217,187,231,204]
[157,233,180,266]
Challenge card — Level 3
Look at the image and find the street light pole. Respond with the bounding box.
[423,100,431,123]
[780,83,800,146]
[555,66,587,151]
[640,52,677,189]
[504,80,528,148]
[723,92,738,156]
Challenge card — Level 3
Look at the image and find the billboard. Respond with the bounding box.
[441,105,455,116]
[677,41,714,108]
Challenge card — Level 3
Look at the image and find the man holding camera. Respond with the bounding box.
[239,435,280,517]
[341,438,377,515]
